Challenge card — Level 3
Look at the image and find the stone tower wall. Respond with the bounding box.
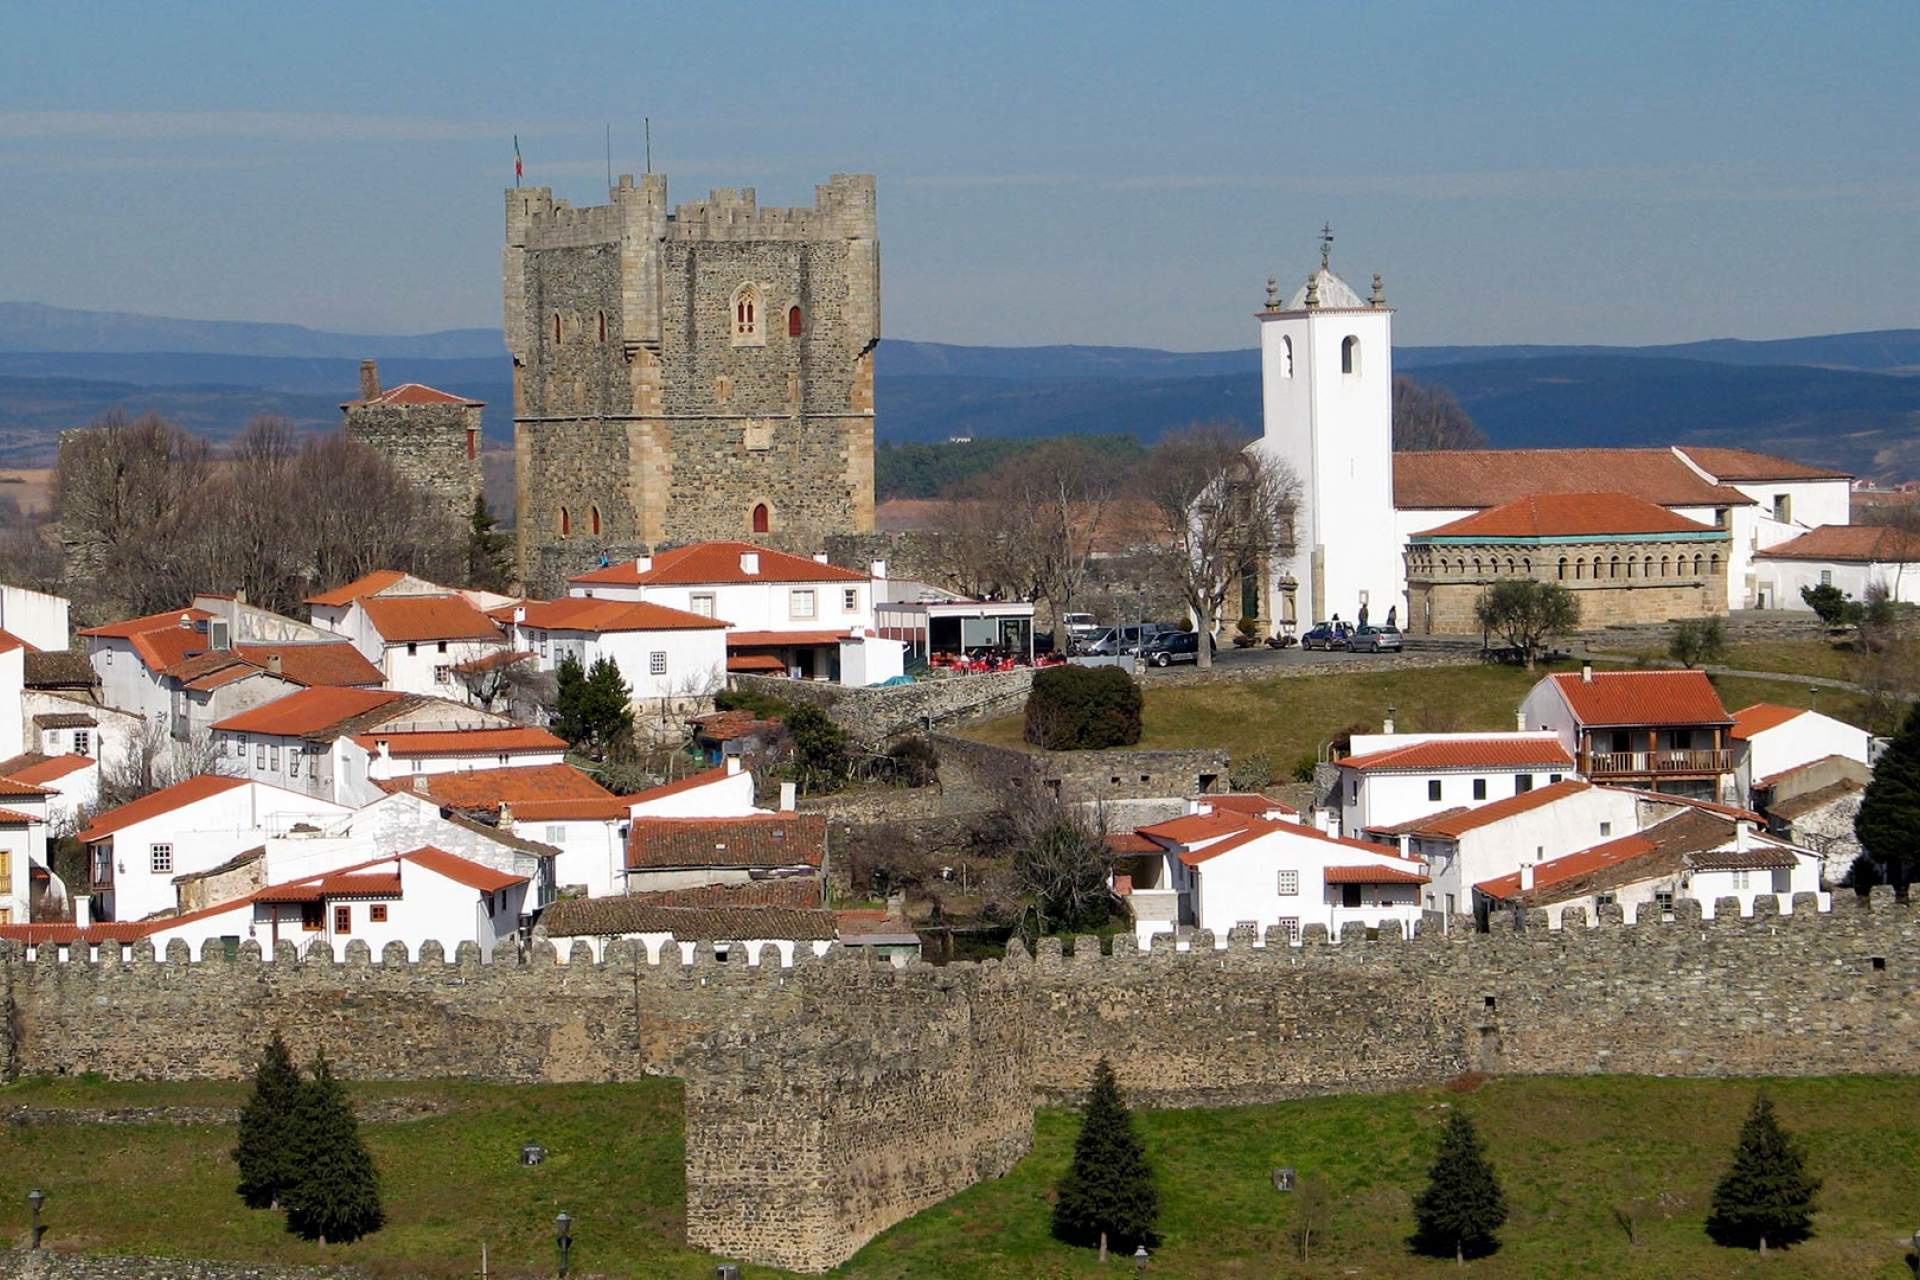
[505,175,878,592]
[5,893,1913,1273]
[343,400,482,531]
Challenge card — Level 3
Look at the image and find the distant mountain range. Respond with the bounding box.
[0,301,1915,479]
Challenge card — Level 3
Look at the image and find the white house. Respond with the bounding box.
[0,629,26,760]
[0,753,98,834]
[1248,245,1400,630]
[1336,732,1574,838]
[138,845,528,961]
[211,687,520,806]
[1395,778,1646,922]
[568,542,877,682]
[1753,524,1920,611]
[76,774,353,924]
[1518,666,1737,801]
[0,584,70,653]
[1730,703,1873,803]
[624,811,824,895]
[0,776,52,924]
[1475,806,1823,925]
[508,596,728,721]
[79,606,217,728]
[305,570,507,695]
[1107,799,1429,945]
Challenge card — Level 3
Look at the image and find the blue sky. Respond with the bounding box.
[2,1,1916,349]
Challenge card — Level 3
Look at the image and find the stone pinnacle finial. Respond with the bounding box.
[1371,273,1385,307]
[1266,275,1280,309]
[1304,273,1320,309]
[1319,222,1334,271]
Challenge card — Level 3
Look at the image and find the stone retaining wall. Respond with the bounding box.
[733,669,1033,747]
[0,1253,357,1279]
[932,733,1230,802]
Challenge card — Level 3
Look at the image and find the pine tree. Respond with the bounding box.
[233,1031,302,1210]
[581,655,635,755]
[1706,1094,1820,1251]
[1854,703,1920,888]
[1411,1111,1508,1263]
[281,1053,384,1246]
[1051,1058,1159,1252]
[465,495,513,593]
[551,653,589,749]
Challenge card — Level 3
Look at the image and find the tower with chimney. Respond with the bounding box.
[503,172,880,590]
[340,359,485,532]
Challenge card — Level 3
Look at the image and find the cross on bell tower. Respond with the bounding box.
[1319,222,1334,271]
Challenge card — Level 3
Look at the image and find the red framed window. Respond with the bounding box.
[370,904,388,924]
[333,905,351,934]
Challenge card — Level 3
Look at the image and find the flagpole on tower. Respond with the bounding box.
[513,135,523,188]
[645,117,652,175]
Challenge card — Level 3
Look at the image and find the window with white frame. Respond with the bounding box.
[150,843,173,874]
[1276,869,1299,896]
[289,750,301,778]
[649,651,667,675]
[103,648,113,666]
[690,593,716,618]
[1730,869,1751,890]
[73,730,90,757]
[1427,779,1442,801]
[790,589,817,620]
[256,743,266,769]
[1819,569,1833,586]
[269,744,280,770]
[545,825,566,845]
[842,587,858,612]
[435,665,451,685]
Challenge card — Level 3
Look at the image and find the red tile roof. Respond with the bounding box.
[1105,831,1161,855]
[79,773,249,843]
[80,607,219,671]
[622,765,734,805]
[1339,736,1574,773]
[0,774,54,798]
[725,629,848,647]
[516,597,726,633]
[1403,778,1593,840]
[359,595,502,644]
[570,541,866,586]
[1731,703,1808,741]
[0,754,95,786]
[1416,492,1720,539]
[233,643,385,687]
[256,872,404,902]
[1172,814,1421,866]
[212,686,410,738]
[1754,524,1920,563]
[403,845,525,892]
[1676,447,1849,482]
[0,922,156,945]
[0,806,43,826]
[1395,449,1753,511]
[626,813,826,870]
[623,878,823,909]
[1138,810,1255,845]
[341,382,483,409]
[78,607,213,639]
[0,628,39,655]
[1202,792,1300,817]
[1545,669,1731,727]
[1323,863,1430,885]
[690,709,780,740]
[305,570,409,607]
[385,762,618,814]
[726,654,787,673]
[355,726,566,757]
[1475,807,1747,905]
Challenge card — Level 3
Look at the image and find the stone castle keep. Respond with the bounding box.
[503,173,880,590]
[341,359,484,529]
[4,895,1914,1273]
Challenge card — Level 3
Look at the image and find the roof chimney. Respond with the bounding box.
[410,774,429,794]
[725,756,742,776]
[266,653,283,676]
[1516,709,1528,732]
[359,359,381,401]
[741,552,760,576]
[635,554,653,573]
[178,612,192,629]
[1519,860,1535,891]
[779,781,796,812]
[512,605,527,625]
[812,551,829,564]
[1581,661,1594,684]
[870,558,887,581]
[497,801,515,831]
[1383,705,1396,735]
[73,893,91,928]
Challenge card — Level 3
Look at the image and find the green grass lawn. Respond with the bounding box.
[959,659,1870,773]
[1602,635,1861,684]
[4,1075,1916,1278]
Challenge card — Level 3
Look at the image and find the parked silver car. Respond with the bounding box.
[1348,625,1403,653]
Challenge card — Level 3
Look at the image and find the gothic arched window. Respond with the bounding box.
[558,506,571,537]
[597,311,607,344]
[552,312,563,344]
[1341,335,1361,375]
[1557,557,1568,581]
[590,505,602,536]
[732,283,763,345]
[1280,335,1294,379]
[788,305,804,337]
[752,502,771,534]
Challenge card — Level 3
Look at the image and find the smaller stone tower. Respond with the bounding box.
[341,360,485,531]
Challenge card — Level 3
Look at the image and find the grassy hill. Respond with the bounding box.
[4,1072,1915,1277]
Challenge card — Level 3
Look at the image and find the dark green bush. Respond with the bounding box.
[887,735,941,787]
[1023,665,1143,750]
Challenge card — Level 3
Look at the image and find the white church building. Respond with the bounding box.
[1245,232,1862,632]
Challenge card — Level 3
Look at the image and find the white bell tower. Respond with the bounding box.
[1253,226,1400,629]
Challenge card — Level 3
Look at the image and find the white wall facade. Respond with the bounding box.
[570,573,875,636]
[88,636,167,724]
[1739,711,1873,793]
[1337,732,1572,836]
[381,636,507,698]
[512,622,727,707]
[1255,278,1399,628]
[1755,555,1920,612]
[1410,786,1643,917]
[0,586,70,652]
[0,813,49,924]
[0,644,22,765]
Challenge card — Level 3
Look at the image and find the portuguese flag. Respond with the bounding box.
[514,135,523,184]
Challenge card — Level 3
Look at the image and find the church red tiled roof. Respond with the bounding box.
[1395,449,1752,511]
[1415,493,1720,539]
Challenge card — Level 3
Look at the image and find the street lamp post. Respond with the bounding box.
[1133,1243,1150,1275]
[27,1190,46,1250]
[554,1211,573,1277]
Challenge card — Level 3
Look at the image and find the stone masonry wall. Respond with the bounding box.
[3,896,1915,1273]
[733,668,1034,747]
[342,401,481,532]
[933,732,1231,803]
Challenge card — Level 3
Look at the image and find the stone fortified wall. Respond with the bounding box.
[3,894,1914,1273]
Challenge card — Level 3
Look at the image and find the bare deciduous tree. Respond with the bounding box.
[95,720,226,810]
[1138,424,1298,670]
[1393,376,1487,452]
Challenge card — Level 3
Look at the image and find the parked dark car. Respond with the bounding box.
[1300,622,1352,651]
[1141,630,1216,667]
[1348,625,1403,653]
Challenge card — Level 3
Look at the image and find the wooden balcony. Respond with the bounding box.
[1581,748,1733,778]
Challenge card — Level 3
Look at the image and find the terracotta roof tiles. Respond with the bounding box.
[212,687,411,739]
[570,541,866,586]
[341,383,483,409]
[1395,449,1753,511]
[79,774,250,843]
[1730,703,1808,741]
[359,594,502,644]
[626,813,825,870]
[1415,492,1721,539]
[384,762,618,816]
[354,727,565,757]
[0,753,95,786]
[516,597,726,633]
[1475,808,1752,905]
[1403,778,1593,840]
[1546,669,1731,727]
[1676,447,1849,482]
[1754,524,1920,563]
[1323,863,1430,884]
[1339,736,1574,773]
[233,643,385,687]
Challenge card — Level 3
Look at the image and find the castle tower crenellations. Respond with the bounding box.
[504,172,878,590]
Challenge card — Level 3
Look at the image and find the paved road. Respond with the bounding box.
[1135,641,1454,673]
